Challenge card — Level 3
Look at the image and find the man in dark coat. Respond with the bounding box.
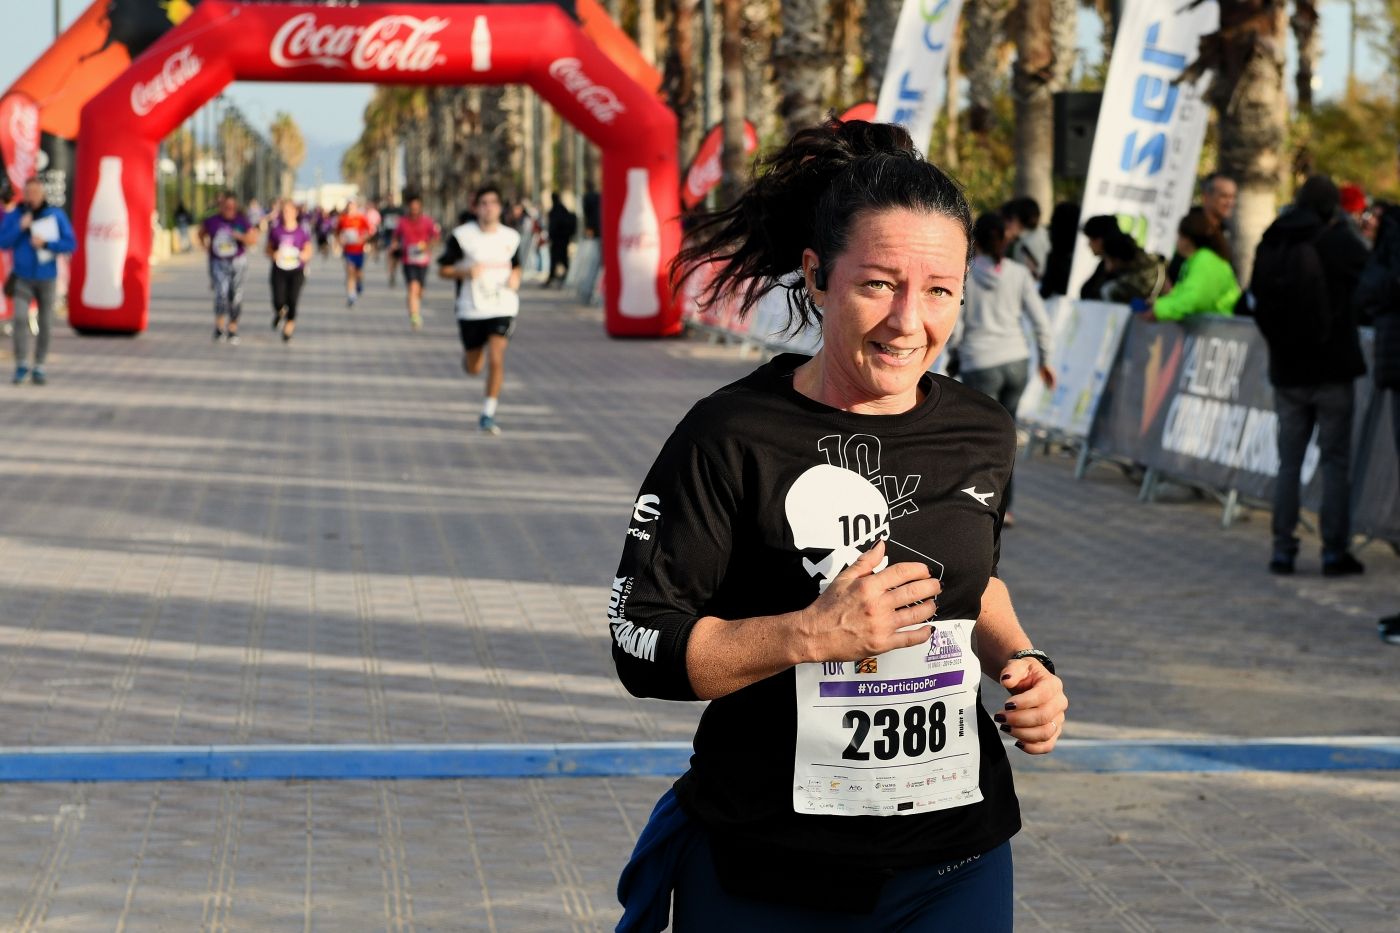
[1250,175,1369,578]
[1354,200,1400,644]
[545,192,578,287]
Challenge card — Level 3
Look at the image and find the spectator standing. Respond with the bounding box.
[544,192,577,287]
[1146,208,1239,321]
[174,201,193,252]
[1250,175,1369,578]
[582,182,601,240]
[1338,183,1368,245]
[1355,201,1400,641]
[0,177,76,384]
[1077,214,1123,300]
[1039,201,1080,298]
[1002,197,1049,281]
[1167,173,1237,283]
[950,212,1056,526]
[1098,233,1166,305]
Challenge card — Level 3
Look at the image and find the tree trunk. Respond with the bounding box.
[743,0,779,145]
[943,16,961,169]
[961,0,1014,134]
[638,0,658,66]
[1291,2,1319,113]
[1210,3,1287,287]
[1011,0,1055,212]
[774,0,830,135]
[829,0,861,108]
[862,0,901,102]
[719,0,748,205]
[664,0,702,159]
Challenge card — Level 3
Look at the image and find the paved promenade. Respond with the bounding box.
[0,252,1396,931]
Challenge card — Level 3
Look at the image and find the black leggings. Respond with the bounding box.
[271,267,306,321]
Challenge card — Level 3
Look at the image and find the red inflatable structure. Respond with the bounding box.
[68,1,682,337]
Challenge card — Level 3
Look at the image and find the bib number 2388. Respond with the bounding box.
[793,619,982,817]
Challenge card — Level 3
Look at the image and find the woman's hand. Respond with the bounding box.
[794,540,942,663]
[1037,364,1057,390]
[994,657,1068,754]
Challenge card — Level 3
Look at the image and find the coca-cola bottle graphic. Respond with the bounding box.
[471,16,491,72]
[81,156,129,310]
[618,168,660,319]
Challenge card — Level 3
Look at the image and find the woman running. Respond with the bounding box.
[197,192,259,344]
[267,200,313,342]
[613,120,1067,931]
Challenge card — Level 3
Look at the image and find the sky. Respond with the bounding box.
[0,1,1387,188]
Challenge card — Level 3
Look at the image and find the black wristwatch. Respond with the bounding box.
[1009,649,1055,675]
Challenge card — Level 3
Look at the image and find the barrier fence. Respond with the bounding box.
[683,291,1400,545]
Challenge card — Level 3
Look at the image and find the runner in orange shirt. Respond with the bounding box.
[336,199,374,307]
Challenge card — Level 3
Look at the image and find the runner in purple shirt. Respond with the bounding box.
[196,192,259,343]
[266,199,315,342]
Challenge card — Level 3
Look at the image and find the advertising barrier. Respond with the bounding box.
[1017,298,1132,439]
[1353,390,1400,543]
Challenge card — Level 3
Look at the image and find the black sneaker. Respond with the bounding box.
[1321,552,1365,577]
[30,369,46,386]
[1380,614,1400,646]
[212,328,224,342]
[1268,552,1295,575]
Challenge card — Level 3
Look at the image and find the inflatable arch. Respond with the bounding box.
[68,0,683,337]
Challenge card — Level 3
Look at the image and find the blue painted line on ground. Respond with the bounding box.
[0,740,1394,782]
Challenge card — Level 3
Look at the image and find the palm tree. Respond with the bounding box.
[1290,1,1319,113]
[1010,0,1056,212]
[1183,0,1288,285]
[268,112,306,199]
[962,0,1015,134]
[862,0,901,102]
[743,0,779,145]
[774,0,831,134]
[663,0,702,159]
[719,0,748,204]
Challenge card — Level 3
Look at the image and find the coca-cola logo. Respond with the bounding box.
[5,98,40,189]
[548,58,626,125]
[131,46,202,117]
[270,13,448,72]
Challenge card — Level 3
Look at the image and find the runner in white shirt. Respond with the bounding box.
[438,185,522,435]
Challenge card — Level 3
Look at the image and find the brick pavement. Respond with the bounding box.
[0,252,1395,930]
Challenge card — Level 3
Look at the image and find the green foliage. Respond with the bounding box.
[1296,85,1400,200]
[929,83,1016,215]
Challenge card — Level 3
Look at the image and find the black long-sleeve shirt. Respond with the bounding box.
[611,354,1023,898]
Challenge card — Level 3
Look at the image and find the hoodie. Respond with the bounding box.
[0,202,76,281]
[1251,207,1368,387]
[951,254,1053,373]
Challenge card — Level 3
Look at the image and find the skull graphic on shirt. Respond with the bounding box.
[784,464,891,593]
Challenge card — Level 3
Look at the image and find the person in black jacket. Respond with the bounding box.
[544,192,578,287]
[1354,201,1400,644]
[1077,214,1122,300]
[1039,201,1080,298]
[1250,175,1369,577]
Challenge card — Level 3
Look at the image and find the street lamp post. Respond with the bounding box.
[54,1,61,40]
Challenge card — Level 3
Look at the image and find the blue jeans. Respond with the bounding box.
[672,832,1013,931]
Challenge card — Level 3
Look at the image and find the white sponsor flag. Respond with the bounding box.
[874,0,964,150]
[1067,0,1218,298]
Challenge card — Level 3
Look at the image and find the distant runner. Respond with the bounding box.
[394,193,441,330]
[198,192,260,344]
[438,185,522,435]
[337,199,373,307]
[266,199,314,342]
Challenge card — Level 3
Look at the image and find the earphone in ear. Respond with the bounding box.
[813,265,828,291]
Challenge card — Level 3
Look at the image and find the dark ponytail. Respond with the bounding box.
[674,118,973,333]
[972,212,1007,262]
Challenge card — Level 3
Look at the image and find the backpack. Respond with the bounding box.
[1248,224,1330,348]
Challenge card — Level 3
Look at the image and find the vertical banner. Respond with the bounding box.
[1066,0,1218,297]
[874,0,964,150]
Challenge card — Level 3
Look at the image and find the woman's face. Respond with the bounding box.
[281,203,298,226]
[803,208,967,411]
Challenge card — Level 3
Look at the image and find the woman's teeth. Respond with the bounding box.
[875,343,918,359]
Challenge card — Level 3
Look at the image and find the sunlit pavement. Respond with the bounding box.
[0,252,1395,930]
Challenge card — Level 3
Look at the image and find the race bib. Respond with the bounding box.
[212,228,239,259]
[407,242,429,264]
[342,228,360,245]
[470,276,507,312]
[793,619,982,817]
[274,243,302,271]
